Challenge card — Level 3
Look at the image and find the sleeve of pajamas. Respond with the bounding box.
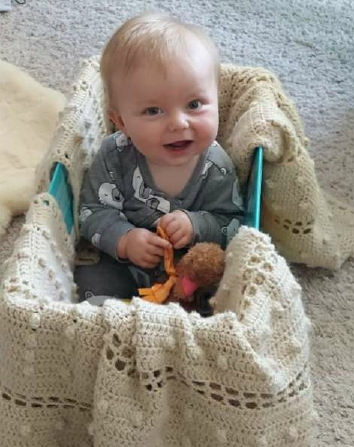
[183,157,245,250]
[78,137,135,260]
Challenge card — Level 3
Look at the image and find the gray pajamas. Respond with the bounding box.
[74,132,244,302]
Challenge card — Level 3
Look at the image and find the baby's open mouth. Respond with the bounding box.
[164,140,193,150]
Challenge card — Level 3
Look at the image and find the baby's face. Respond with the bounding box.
[109,41,219,168]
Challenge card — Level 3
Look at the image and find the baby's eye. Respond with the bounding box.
[143,107,162,116]
[187,99,202,110]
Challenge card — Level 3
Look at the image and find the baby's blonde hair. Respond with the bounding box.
[100,12,220,107]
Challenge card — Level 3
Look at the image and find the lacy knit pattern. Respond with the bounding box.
[0,57,322,446]
[217,64,354,269]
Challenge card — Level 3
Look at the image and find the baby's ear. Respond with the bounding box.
[107,108,127,134]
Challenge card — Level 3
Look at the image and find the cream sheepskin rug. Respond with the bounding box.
[0,60,66,238]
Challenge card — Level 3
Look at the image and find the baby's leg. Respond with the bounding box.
[74,252,137,303]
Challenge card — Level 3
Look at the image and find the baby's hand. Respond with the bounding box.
[159,210,193,249]
[118,228,171,269]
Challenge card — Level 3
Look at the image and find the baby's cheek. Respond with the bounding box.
[199,116,218,142]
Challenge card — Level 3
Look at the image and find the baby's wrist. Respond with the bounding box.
[180,210,194,242]
[117,233,129,259]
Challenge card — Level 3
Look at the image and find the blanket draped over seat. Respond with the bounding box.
[2,54,353,445]
[216,64,354,270]
[1,198,314,446]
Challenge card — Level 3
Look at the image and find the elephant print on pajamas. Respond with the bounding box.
[91,232,101,247]
[115,133,131,151]
[221,218,240,244]
[79,207,93,223]
[132,166,171,214]
[200,160,213,179]
[98,183,125,210]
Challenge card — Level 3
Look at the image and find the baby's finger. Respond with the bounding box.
[170,230,185,247]
[140,253,161,268]
[158,213,174,229]
[153,217,161,227]
[173,228,193,249]
[164,219,180,237]
[152,234,172,249]
[173,236,189,249]
[147,244,165,257]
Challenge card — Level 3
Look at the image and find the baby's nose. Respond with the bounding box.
[167,111,189,131]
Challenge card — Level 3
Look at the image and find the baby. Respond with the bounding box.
[75,12,244,304]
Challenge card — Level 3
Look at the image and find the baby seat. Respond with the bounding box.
[0,57,325,447]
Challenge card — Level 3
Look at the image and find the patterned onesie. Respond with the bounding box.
[75,131,244,303]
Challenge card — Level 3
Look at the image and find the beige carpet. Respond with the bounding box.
[0,1,353,445]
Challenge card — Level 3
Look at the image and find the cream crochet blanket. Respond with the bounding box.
[1,201,314,446]
[217,65,354,269]
[4,55,352,445]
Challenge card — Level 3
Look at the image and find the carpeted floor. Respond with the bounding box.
[1,1,353,445]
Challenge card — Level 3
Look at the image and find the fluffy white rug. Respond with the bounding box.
[0,60,65,237]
